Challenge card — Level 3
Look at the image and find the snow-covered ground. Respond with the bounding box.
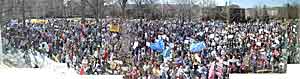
[0,64,123,79]
[229,64,300,79]
[0,53,123,79]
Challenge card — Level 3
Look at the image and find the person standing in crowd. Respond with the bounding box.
[2,18,296,78]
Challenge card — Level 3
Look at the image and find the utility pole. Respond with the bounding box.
[189,0,192,22]
[96,0,99,19]
[100,0,104,19]
[22,0,25,26]
[226,0,231,24]
[161,0,166,19]
[63,0,66,18]
[63,0,70,27]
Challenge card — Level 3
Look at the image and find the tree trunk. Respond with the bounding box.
[0,0,3,24]
[22,0,25,26]
[81,0,85,21]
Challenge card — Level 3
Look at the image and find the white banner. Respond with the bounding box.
[230,64,300,79]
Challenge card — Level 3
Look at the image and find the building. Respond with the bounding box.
[245,8,257,18]
[267,8,279,17]
[214,5,245,22]
[244,6,299,19]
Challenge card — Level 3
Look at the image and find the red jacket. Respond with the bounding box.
[79,67,84,75]
[103,48,109,61]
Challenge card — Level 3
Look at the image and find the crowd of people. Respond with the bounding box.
[2,18,298,79]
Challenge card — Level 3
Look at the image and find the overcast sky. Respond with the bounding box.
[126,0,299,8]
[230,0,299,8]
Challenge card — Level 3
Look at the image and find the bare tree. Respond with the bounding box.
[176,0,188,22]
[162,0,173,19]
[187,0,194,21]
[133,0,158,19]
[226,0,230,23]
[0,0,3,24]
[80,0,86,20]
[176,0,199,22]
[195,0,216,18]
[82,0,109,22]
[286,1,299,19]
[117,0,128,18]
[22,0,25,26]
[254,4,269,22]
[254,5,259,19]
[262,5,269,21]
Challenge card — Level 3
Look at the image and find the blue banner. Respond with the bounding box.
[149,39,165,52]
[190,41,206,52]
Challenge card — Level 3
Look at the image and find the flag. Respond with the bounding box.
[80,32,85,41]
[216,63,223,78]
[133,41,139,49]
[194,53,201,62]
[208,62,215,79]
[31,27,43,31]
[190,41,206,52]
[273,49,280,57]
[175,58,183,65]
[61,33,65,40]
[162,47,171,61]
[109,23,120,32]
[149,39,165,52]
[110,53,114,61]
[10,19,17,26]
